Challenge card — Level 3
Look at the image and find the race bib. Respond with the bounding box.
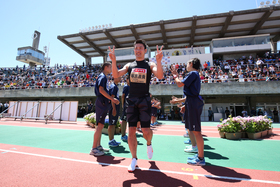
[130,68,147,83]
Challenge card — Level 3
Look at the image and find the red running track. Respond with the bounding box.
[0,120,280,186]
[1,144,280,187]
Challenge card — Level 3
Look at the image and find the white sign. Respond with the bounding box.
[162,47,205,57]
[149,53,213,67]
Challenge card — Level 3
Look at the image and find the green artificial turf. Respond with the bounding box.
[0,124,279,172]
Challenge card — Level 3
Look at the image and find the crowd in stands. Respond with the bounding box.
[0,54,280,90]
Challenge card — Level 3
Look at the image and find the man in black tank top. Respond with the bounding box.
[109,39,163,172]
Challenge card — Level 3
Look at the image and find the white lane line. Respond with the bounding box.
[155,127,218,129]
[153,129,219,133]
[0,149,279,185]
[0,123,95,132]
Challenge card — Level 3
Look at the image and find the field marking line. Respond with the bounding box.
[0,149,280,185]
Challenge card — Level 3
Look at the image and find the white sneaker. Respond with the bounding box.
[128,158,138,172]
[97,145,109,152]
[147,145,153,159]
[183,133,189,138]
[184,146,198,153]
[89,148,104,156]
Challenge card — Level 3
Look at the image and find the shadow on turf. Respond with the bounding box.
[204,151,228,160]
[102,133,144,145]
[204,145,215,150]
[123,161,192,187]
[202,164,251,183]
[110,145,130,154]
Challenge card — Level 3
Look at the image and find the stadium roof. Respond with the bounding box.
[57,6,280,58]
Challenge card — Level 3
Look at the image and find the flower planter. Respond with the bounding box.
[89,122,95,128]
[261,130,267,137]
[86,121,95,128]
[102,127,120,135]
[115,127,121,134]
[241,132,247,138]
[247,132,262,139]
[225,132,241,140]
[219,131,225,138]
[267,129,273,135]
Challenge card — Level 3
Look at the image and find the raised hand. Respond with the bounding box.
[180,105,185,114]
[155,45,164,62]
[170,96,178,104]
[108,46,116,62]
[170,64,178,76]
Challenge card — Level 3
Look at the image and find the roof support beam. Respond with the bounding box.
[79,34,105,56]
[272,33,280,43]
[103,29,120,48]
[219,11,234,38]
[160,20,168,49]
[57,36,88,58]
[249,9,273,35]
[189,16,197,46]
[130,24,140,40]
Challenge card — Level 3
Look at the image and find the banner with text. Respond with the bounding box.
[149,53,213,67]
[162,47,205,57]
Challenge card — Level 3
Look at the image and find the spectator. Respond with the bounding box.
[170,107,175,120]
[225,107,230,118]
[273,108,279,123]
[241,108,248,117]
[250,107,256,116]
[256,58,264,68]
[87,101,93,114]
[203,62,208,71]
[208,107,213,121]
[3,102,9,113]
[257,109,263,116]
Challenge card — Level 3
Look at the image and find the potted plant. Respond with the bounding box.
[83,113,96,128]
[102,116,121,135]
[218,116,274,140]
[267,118,273,135]
[217,123,226,138]
[217,116,244,140]
[245,117,262,139]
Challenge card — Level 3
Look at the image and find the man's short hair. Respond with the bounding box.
[134,39,147,49]
[188,58,201,70]
[102,62,111,70]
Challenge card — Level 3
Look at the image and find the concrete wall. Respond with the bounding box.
[1,81,279,100]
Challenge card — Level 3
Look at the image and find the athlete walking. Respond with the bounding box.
[109,39,163,172]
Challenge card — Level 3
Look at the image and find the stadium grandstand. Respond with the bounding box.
[1,6,280,122]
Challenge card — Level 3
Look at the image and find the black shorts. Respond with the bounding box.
[184,96,204,131]
[95,97,110,125]
[121,106,127,121]
[151,107,157,117]
[126,95,151,128]
[109,104,120,125]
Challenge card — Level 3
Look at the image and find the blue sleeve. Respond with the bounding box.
[109,84,113,95]
[182,72,197,87]
[98,75,107,89]
[112,86,118,96]
[123,86,127,94]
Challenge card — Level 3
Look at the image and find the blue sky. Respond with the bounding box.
[0,0,278,67]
